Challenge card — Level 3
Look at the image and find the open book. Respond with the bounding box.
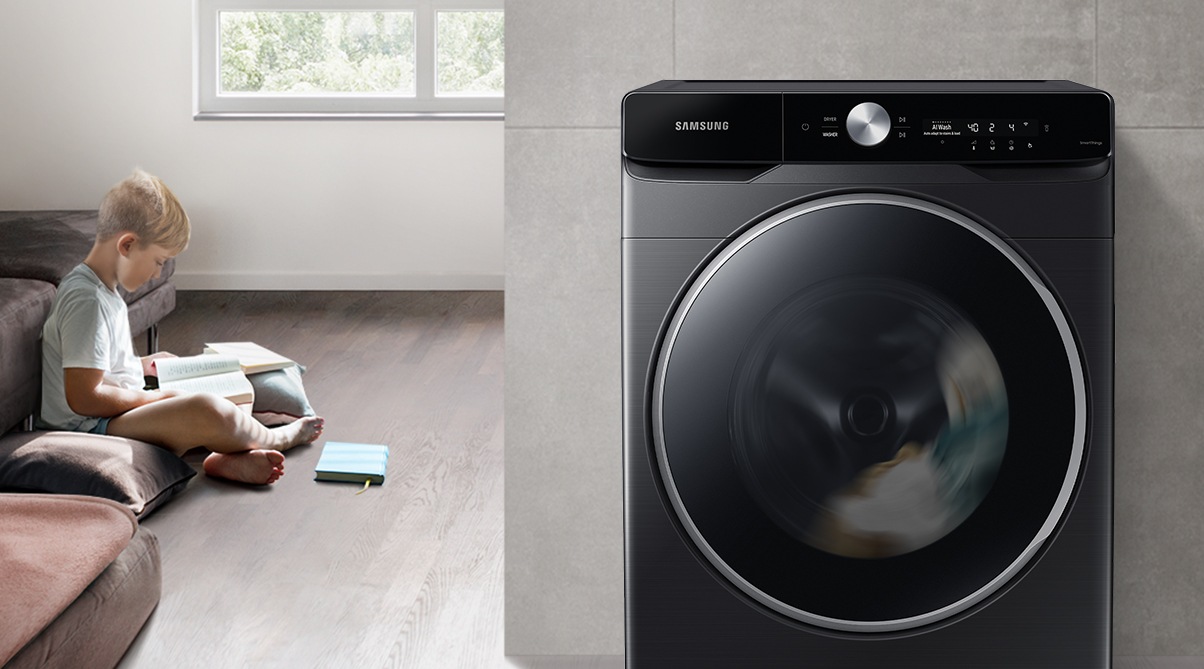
[202,342,295,375]
[154,355,254,406]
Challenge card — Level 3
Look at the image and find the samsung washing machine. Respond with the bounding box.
[621,81,1113,667]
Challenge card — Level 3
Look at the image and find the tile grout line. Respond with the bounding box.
[672,0,677,78]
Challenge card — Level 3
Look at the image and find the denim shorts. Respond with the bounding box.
[87,417,111,435]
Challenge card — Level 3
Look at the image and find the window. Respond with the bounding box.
[195,0,504,119]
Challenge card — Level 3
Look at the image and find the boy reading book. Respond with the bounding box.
[39,169,324,485]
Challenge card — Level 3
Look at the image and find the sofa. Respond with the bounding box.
[0,210,191,669]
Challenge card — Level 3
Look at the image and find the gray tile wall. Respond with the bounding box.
[506,0,1204,656]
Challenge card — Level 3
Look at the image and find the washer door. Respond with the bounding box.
[653,194,1086,633]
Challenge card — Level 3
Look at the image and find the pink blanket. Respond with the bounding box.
[0,493,136,666]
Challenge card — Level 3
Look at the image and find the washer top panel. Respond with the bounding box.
[623,81,1112,165]
[630,80,1099,93]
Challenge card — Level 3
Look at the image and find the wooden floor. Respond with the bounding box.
[119,291,504,669]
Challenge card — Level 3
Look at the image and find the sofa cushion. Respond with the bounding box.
[0,210,102,241]
[4,523,160,669]
[0,210,175,299]
[0,215,92,284]
[0,493,137,667]
[0,431,196,517]
[0,279,56,434]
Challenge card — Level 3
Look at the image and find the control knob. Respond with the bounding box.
[846,102,891,147]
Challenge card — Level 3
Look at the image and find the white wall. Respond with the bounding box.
[0,0,502,290]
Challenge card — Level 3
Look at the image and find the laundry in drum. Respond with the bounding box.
[810,324,1008,558]
[732,278,1009,560]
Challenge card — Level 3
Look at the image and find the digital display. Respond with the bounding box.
[923,119,1039,138]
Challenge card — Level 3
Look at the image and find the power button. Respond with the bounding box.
[846,102,891,147]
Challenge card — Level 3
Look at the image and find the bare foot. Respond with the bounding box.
[203,450,286,485]
[269,416,325,452]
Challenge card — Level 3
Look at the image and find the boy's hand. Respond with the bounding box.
[141,351,178,378]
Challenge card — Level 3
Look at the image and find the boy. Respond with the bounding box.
[40,170,324,485]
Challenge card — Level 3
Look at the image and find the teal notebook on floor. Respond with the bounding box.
[314,442,389,484]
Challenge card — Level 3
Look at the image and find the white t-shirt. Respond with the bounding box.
[40,263,144,431]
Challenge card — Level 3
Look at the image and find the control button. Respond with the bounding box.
[846,102,891,147]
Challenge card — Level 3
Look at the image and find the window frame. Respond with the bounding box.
[194,0,504,120]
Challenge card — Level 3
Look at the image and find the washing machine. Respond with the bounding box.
[621,81,1112,668]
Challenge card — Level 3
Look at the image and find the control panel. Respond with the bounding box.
[782,93,1109,162]
[622,89,1113,164]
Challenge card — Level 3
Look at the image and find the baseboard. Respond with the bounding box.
[173,272,504,291]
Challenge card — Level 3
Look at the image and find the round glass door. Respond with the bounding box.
[652,194,1086,632]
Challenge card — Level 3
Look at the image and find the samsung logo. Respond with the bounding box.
[675,121,730,131]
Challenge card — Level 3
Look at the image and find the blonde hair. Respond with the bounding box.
[97,169,190,254]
